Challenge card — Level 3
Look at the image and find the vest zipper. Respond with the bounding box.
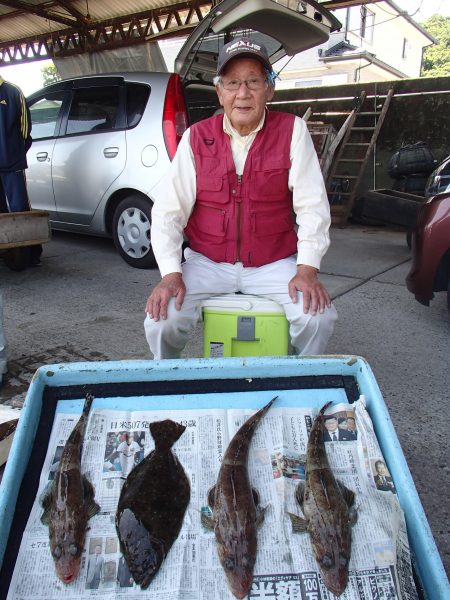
[236,174,242,262]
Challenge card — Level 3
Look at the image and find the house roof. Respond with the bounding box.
[320,48,409,79]
[323,40,358,56]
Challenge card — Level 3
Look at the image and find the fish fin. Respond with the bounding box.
[40,508,51,526]
[87,498,101,519]
[82,475,100,519]
[349,506,358,527]
[337,481,355,507]
[201,511,214,530]
[255,504,268,528]
[150,419,186,450]
[39,481,53,525]
[207,485,216,509]
[295,482,305,508]
[116,508,163,588]
[287,512,308,533]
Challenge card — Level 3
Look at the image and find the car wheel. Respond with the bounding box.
[112,195,156,269]
[2,247,32,271]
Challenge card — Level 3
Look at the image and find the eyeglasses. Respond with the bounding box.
[219,77,268,91]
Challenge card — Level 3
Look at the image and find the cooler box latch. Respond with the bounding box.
[233,316,259,342]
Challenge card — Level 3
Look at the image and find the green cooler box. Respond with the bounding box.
[201,294,289,358]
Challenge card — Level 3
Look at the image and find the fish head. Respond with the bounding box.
[50,538,83,584]
[49,512,85,584]
[216,530,256,599]
[312,533,351,597]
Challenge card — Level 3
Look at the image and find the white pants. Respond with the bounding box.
[144,250,337,359]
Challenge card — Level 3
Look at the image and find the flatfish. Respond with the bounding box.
[116,419,190,589]
[202,397,277,599]
[41,392,100,583]
[288,401,357,596]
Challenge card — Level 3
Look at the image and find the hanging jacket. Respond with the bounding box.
[186,111,298,267]
[0,76,32,172]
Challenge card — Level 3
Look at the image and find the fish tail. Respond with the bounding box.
[82,392,94,417]
[319,401,333,416]
[150,420,186,450]
[260,396,278,418]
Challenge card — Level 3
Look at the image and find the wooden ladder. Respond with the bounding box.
[326,87,394,226]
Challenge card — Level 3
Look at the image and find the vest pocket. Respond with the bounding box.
[250,157,291,201]
[251,211,293,236]
[188,204,227,237]
[197,177,223,192]
[196,175,230,205]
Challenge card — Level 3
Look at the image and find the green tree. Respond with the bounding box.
[41,64,61,87]
[421,15,450,77]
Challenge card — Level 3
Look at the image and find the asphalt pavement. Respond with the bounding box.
[0,224,449,577]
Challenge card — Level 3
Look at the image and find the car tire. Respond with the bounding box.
[112,195,156,269]
[2,247,32,271]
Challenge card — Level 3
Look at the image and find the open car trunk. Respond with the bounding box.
[176,0,341,124]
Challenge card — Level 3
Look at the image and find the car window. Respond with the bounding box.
[125,83,150,129]
[66,86,120,135]
[29,93,65,140]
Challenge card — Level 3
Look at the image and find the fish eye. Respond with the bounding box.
[242,554,255,569]
[224,557,235,571]
[339,554,349,567]
[69,543,80,556]
[321,554,334,569]
[52,546,62,559]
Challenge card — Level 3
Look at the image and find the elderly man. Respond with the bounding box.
[145,37,337,359]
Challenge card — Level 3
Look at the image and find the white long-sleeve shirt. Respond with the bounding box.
[151,112,331,277]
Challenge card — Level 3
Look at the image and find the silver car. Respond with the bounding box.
[26,0,340,268]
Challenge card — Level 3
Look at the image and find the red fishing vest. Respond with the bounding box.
[186,111,298,267]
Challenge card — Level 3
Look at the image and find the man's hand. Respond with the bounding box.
[145,272,186,321]
[288,264,331,315]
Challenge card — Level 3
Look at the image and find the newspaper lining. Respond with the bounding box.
[6,397,418,600]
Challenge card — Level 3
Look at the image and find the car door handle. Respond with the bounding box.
[36,152,48,162]
[104,147,119,158]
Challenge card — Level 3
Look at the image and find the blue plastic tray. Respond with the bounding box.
[0,356,448,599]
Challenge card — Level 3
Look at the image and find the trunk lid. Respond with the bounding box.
[175,0,341,85]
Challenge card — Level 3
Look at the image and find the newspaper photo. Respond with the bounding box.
[5,390,419,599]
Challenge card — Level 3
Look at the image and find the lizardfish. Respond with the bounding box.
[41,393,100,583]
[288,401,357,596]
[202,397,277,599]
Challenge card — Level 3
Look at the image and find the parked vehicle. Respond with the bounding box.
[406,155,450,311]
[26,0,340,268]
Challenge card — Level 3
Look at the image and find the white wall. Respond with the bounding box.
[273,3,432,87]
[344,4,430,77]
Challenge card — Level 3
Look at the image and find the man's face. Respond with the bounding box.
[376,463,387,476]
[126,435,133,445]
[324,418,338,432]
[216,58,274,136]
[347,418,356,431]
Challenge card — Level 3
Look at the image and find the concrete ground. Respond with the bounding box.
[0,224,449,577]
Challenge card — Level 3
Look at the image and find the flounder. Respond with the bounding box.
[116,419,190,589]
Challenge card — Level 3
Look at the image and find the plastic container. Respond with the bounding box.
[201,294,289,358]
[0,357,448,599]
